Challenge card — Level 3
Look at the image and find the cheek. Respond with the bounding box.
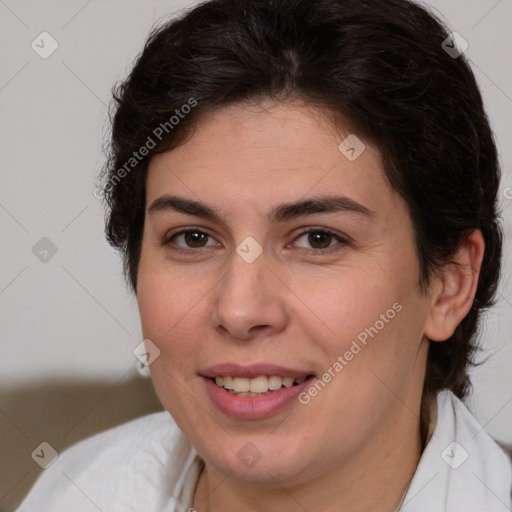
[136,266,206,372]
[136,272,205,426]
[293,263,408,343]
[296,256,426,392]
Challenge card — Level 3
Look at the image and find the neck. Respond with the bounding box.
[193,406,423,512]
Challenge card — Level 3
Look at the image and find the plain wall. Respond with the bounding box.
[1,0,511,510]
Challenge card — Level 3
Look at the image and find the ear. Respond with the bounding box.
[424,229,485,342]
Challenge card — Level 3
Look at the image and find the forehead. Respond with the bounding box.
[145,101,399,222]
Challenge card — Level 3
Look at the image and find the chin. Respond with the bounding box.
[196,432,317,485]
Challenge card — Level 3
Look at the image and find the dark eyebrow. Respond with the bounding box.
[147,194,375,223]
[269,195,375,222]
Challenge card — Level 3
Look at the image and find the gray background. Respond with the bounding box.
[1,0,511,510]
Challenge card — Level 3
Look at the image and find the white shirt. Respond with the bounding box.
[16,390,512,511]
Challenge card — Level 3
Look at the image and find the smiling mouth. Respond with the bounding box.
[212,375,311,396]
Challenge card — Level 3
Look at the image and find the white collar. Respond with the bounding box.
[401,390,512,511]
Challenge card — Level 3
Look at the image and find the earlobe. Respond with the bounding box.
[423,230,485,342]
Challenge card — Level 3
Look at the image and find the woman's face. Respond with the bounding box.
[137,101,432,486]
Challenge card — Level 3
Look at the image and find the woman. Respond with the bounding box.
[17,0,512,510]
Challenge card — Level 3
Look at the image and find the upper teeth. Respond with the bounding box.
[215,375,305,393]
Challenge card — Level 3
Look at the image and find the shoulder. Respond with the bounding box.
[51,410,187,474]
[62,409,184,456]
[438,391,510,452]
[402,390,512,512]
[17,411,194,512]
[436,390,512,469]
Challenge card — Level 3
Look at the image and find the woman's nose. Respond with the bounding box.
[209,243,289,341]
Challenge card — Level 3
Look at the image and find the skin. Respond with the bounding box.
[136,100,484,512]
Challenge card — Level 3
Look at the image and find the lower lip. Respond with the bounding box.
[203,376,315,419]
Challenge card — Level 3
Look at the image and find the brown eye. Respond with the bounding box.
[294,228,348,253]
[184,231,208,247]
[168,229,217,249]
[308,231,332,249]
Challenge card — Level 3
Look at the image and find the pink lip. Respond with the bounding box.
[200,364,315,419]
[200,363,312,379]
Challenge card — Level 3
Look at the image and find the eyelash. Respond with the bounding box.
[163,227,350,255]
